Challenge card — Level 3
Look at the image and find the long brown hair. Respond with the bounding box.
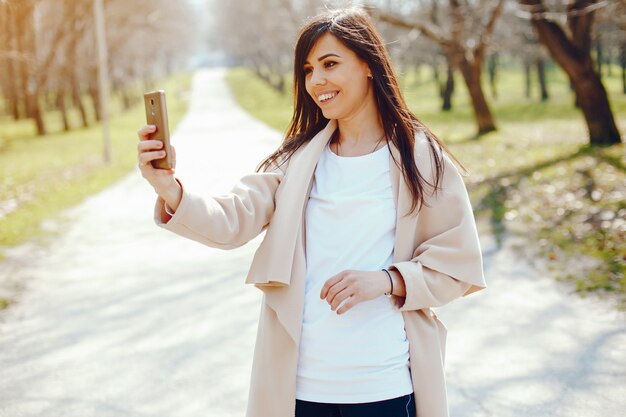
[258,7,456,214]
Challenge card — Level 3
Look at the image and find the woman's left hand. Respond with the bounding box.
[320,270,390,315]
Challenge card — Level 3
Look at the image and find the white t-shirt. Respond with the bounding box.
[296,143,413,403]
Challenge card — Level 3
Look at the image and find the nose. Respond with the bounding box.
[310,69,326,86]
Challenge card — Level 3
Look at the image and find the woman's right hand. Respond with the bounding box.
[137,125,182,211]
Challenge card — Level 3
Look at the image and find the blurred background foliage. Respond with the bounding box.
[0,0,198,252]
[0,0,624,307]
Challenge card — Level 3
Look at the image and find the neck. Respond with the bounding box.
[335,96,384,146]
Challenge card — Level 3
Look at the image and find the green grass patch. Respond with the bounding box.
[0,72,192,249]
[226,66,626,309]
[226,69,293,135]
[0,297,11,310]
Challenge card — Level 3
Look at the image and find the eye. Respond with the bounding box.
[324,61,337,69]
[303,67,313,76]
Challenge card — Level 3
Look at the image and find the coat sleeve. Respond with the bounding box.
[153,162,285,250]
[389,145,486,311]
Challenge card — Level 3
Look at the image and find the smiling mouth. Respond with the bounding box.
[318,91,338,103]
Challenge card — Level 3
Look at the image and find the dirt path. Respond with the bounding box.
[0,68,624,417]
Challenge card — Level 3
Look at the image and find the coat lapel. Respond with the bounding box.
[389,142,417,263]
[245,119,337,288]
[246,119,337,346]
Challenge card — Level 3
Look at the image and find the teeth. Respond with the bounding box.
[318,92,337,102]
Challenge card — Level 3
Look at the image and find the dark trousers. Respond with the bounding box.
[295,393,416,417]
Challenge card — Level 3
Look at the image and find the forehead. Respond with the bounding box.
[305,33,356,63]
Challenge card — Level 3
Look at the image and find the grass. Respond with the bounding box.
[0,73,192,253]
[226,70,293,136]
[226,65,626,309]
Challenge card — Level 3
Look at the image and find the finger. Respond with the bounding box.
[337,297,359,315]
[137,125,157,140]
[137,140,163,152]
[138,150,166,165]
[330,287,353,311]
[320,273,343,299]
[327,280,350,306]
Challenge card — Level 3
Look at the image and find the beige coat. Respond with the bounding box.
[155,119,486,417]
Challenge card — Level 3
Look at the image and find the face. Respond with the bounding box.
[303,33,374,121]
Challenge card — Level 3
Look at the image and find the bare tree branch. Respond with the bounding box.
[476,0,505,59]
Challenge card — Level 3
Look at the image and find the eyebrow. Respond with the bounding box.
[304,53,341,65]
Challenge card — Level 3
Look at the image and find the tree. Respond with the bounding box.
[518,0,622,145]
[373,0,505,135]
[210,0,307,93]
[0,0,197,136]
[519,23,551,101]
[9,0,46,134]
[0,1,22,120]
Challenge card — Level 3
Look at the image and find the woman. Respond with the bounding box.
[137,7,485,417]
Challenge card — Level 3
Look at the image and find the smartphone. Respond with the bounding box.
[143,90,173,170]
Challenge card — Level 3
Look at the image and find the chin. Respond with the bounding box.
[321,108,342,120]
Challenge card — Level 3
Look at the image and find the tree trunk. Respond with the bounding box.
[63,20,89,129]
[15,3,30,122]
[521,0,621,145]
[69,57,88,128]
[27,93,45,135]
[8,57,21,120]
[570,79,580,108]
[274,73,286,94]
[70,69,88,128]
[73,83,89,128]
[536,58,549,101]
[547,47,618,145]
[89,82,101,122]
[440,64,454,111]
[458,58,497,135]
[46,87,56,108]
[17,1,45,136]
[250,57,285,94]
[574,63,621,145]
[432,63,441,99]
[488,53,498,100]
[56,87,70,132]
[524,59,532,99]
[412,64,421,84]
[595,37,603,78]
[6,56,23,120]
[121,90,132,111]
[3,5,22,120]
[620,42,626,94]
